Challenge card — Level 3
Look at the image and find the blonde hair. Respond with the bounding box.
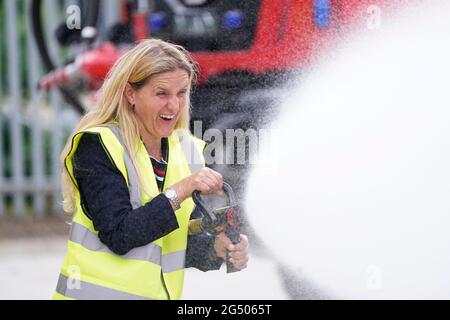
[60,39,198,213]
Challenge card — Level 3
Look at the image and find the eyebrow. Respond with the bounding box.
[154,86,188,92]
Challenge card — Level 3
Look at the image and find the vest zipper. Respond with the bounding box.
[161,271,171,300]
[160,138,169,192]
[160,139,171,299]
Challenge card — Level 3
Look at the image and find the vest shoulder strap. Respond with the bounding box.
[101,124,142,209]
[176,129,205,174]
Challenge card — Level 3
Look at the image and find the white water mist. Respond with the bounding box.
[245,1,450,299]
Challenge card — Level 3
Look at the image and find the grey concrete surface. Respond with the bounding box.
[0,237,288,300]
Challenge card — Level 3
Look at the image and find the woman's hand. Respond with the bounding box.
[214,233,249,270]
[170,167,223,203]
[188,167,224,196]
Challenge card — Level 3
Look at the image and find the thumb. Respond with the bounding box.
[218,232,234,251]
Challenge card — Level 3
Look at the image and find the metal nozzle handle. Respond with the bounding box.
[192,182,236,222]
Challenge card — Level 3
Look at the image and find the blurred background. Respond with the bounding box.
[0,0,413,299]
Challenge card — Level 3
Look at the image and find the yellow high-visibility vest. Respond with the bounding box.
[54,125,205,300]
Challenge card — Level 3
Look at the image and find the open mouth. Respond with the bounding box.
[160,114,175,121]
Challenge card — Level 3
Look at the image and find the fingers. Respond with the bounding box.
[229,252,248,270]
[229,248,248,260]
[235,234,249,250]
[206,168,223,193]
[214,233,250,269]
[170,168,223,204]
[193,168,223,195]
[227,234,249,270]
[214,232,233,259]
[197,178,215,194]
[229,256,248,270]
[217,232,233,249]
[229,235,249,259]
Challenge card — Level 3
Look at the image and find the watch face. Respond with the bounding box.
[166,189,176,198]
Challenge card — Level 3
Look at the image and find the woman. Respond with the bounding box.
[54,39,249,300]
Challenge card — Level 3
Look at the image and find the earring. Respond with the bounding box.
[131,103,135,110]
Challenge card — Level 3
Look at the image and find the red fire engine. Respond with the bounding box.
[34,0,412,118]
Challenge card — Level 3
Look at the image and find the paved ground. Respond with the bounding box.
[0,236,288,300]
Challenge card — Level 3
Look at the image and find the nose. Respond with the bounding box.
[167,94,181,112]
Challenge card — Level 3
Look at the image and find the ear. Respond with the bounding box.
[124,83,136,105]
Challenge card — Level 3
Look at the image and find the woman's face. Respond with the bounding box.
[128,68,190,141]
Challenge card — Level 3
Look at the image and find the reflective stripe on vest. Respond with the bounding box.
[177,129,204,174]
[68,222,186,272]
[56,274,151,300]
[107,126,142,209]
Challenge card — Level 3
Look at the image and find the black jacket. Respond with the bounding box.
[72,133,223,271]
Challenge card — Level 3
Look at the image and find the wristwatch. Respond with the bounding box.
[164,188,181,210]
